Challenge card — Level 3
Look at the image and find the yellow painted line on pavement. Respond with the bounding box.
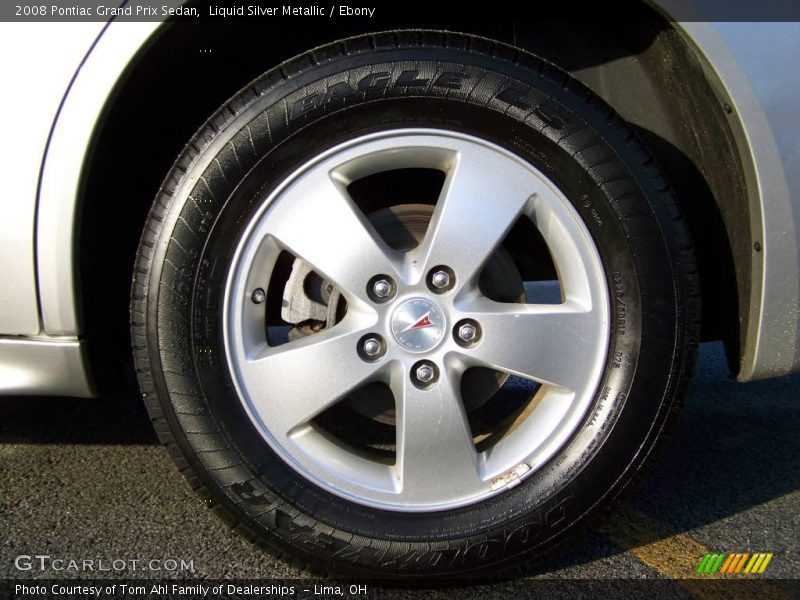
[597,507,792,600]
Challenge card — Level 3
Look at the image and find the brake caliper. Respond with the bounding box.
[280,259,341,341]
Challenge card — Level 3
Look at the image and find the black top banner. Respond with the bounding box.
[4,0,800,22]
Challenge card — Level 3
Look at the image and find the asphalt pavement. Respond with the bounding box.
[1,342,797,597]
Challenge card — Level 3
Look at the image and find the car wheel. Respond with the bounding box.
[131,31,700,580]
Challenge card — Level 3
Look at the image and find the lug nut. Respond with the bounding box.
[428,266,455,294]
[415,364,436,384]
[373,279,392,298]
[412,360,439,387]
[359,335,385,361]
[458,323,477,342]
[454,319,481,347]
[368,275,396,302]
[416,365,435,383]
[431,270,450,289]
[363,337,382,357]
[251,288,266,304]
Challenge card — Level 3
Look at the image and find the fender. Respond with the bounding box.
[668,21,800,380]
[37,20,162,335]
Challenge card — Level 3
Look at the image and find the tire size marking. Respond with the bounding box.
[581,195,605,228]
[612,271,627,336]
[588,386,611,426]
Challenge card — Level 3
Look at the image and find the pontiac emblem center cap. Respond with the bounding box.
[390,298,446,353]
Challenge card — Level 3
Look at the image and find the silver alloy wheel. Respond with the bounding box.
[223,130,610,512]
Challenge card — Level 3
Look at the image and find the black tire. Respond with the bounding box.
[131,31,700,580]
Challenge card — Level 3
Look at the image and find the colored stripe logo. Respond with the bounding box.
[696,552,773,574]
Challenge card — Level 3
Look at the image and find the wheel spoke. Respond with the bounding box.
[263,170,402,301]
[459,298,604,392]
[392,371,481,497]
[412,146,533,286]
[239,320,384,436]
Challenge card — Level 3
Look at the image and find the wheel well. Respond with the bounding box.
[78,12,746,392]
[512,18,746,369]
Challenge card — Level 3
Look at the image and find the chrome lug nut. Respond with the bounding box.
[454,319,481,347]
[373,279,392,298]
[427,266,455,294]
[251,288,266,304]
[415,364,435,384]
[431,270,450,289]
[362,337,383,358]
[458,323,477,342]
[359,334,386,362]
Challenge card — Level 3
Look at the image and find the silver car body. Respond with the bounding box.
[0,15,798,396]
